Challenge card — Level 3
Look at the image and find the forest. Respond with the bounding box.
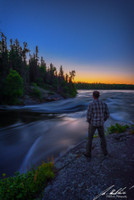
[75,82,134,90]
[0,33,133,105]
[0,33,77,105]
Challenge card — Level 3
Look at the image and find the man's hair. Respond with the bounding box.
[93,91,100,99]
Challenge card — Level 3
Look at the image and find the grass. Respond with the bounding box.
[106,123,129,134]
[85,123,130,138]
[0,161,55,200]
[93,134,99,138]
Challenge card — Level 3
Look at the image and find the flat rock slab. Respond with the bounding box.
[43,131,134,200]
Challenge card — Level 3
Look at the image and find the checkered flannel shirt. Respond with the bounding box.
[87,99,109,126]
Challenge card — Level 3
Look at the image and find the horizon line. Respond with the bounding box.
[74,81,134,85]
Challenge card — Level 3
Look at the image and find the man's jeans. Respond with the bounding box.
[86,125,108,156]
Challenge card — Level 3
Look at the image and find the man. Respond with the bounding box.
[84,91,109,158]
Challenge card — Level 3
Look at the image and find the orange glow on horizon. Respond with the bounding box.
[74,72,134,85]
[54,60,134,85]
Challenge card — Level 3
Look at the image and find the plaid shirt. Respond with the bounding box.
[87,99,109,126]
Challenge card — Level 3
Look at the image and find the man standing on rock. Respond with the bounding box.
[84,91,109,158]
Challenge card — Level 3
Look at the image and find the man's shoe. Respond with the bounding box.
[83,153,91,158]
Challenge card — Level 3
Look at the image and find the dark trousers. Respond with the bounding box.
[86,125,108,156]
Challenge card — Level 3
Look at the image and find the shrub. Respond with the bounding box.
[107,123,129,134]
[93,134,99,138]
[36,78,44,88]
[0,162,55,200]
[68,84,77,97]
[32,82,37,87]
[3,69,24,104]
[32,87,42,99]
[31,84,42,100]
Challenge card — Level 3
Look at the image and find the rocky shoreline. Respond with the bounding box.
[20,85,64,105]
[42,128,134,200]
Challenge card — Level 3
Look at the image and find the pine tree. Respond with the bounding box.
[59,65,64,80]
[29,46,39,83]
[0,32,9,78]
[0,33,77,104]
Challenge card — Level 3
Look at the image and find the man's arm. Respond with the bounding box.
[104,103,109,121]
[87,103,92,123]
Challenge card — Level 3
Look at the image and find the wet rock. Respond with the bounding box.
[42,129,134,200]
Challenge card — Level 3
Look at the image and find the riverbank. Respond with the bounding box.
[20,85,64,105]
[42,127,134,200]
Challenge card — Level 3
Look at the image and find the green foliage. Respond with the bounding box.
[31,84,42,100]
[36,77,44,88]
[0,162,55,200]
[0,33,77,105]
[93,134,99,138]
[3,69,24,104]
[68,83,77,97]
[107,123,129,134]
[32,82,37,87]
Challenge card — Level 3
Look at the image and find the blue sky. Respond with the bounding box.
[0,0,134,83]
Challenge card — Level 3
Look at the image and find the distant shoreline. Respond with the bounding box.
[75,83,134,90]
[76,88,134,90]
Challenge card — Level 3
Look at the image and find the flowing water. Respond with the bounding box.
[0,90,134,177]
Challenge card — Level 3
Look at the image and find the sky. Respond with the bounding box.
[0,0,134,84]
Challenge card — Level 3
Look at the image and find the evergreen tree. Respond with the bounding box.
[59,65,64,80]
[3,69,24,104]
[0,32,9,79]
[0,33,78,104]
[29,46,39,83]
[39,56,47,85]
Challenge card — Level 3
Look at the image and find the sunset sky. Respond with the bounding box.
[0,0,134,84]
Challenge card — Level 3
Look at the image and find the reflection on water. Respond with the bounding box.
[0,111,57,128]
[0,90,134,177]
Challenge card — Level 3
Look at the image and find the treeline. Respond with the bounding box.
[75,82,134,90]
[0,33,77,104]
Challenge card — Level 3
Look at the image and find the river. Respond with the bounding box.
[0,90,134,177]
